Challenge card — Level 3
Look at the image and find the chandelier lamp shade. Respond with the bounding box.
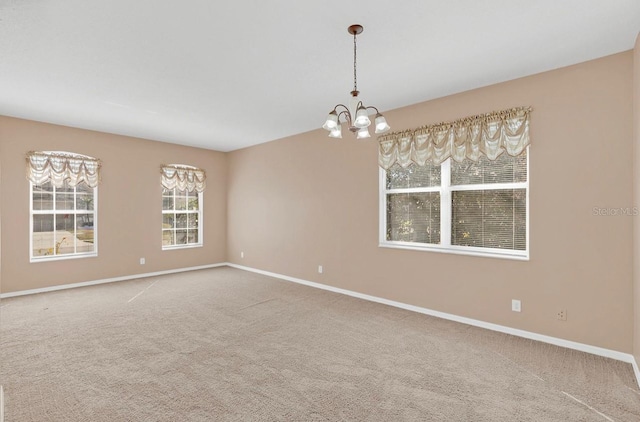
[322,24,390,139]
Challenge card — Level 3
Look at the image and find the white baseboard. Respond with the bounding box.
[0,263,226,299]
[3,261,639,389]
[227,263,640,389]
[633,358,640,390]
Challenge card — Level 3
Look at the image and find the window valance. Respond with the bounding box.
[161,164,206,193]
[26,151,101,188]
[378,106,531,169]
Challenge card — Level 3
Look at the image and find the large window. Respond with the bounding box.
[162,187,202,249]
[381,149,528,259]
[28,150,100,262]
[31,181,97,260]
[161,164,205,249]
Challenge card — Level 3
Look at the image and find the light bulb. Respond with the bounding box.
[356,127,371,139]
[322,111,338,131]
[374,113,390,134]
[329,125,342,138]
[354,104,371,128]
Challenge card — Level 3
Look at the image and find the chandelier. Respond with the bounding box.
[322,24,390,139]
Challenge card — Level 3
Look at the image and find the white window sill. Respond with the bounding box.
[30,252,98,263]
[162,244,203,251]
[379,242,529,261]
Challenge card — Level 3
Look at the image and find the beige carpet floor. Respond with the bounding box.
[1,267,639,421]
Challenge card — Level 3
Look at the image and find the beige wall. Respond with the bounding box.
[0,136,3,296]
[0,117,227,293]
[634,35,640,366]
[228,52,634,353]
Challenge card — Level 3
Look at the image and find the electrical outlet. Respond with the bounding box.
[557,309,567,321]
[511,299,521,312]
[241,251,244,258]
[140,257,145,265]
[318,265,323,274]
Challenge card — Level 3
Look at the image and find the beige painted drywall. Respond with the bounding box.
[0,117,227,293]
[634,34,640,367]
[228,52,634,353]
[0,129,3,393]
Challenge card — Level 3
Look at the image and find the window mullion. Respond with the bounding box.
[440,159,451,247]
[173,189,177,246]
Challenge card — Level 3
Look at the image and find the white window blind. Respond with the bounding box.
[450,152,527,251]
[385,163,442,245]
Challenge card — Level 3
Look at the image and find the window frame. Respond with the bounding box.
[161,187,203,250]
[29,181,98,263]
[379,149,529,260]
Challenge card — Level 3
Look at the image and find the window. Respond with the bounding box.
[162,187,202,248]
[160,164,206,249]
[381,149,528,259]
[28,151,100,262]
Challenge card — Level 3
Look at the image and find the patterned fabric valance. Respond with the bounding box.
[26,151,101,188]
[378,106,532,169]
[161,164,206,193]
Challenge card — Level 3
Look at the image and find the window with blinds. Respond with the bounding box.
[381,149,528,259]
[385,163,441,245]
[387,192,441,244]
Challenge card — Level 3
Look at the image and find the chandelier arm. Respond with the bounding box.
[365,106,380,113]
[330,104,351,122]
[337,109,352,125]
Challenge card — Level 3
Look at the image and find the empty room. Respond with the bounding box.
[2,1,640,421]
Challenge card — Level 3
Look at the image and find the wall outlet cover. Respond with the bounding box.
[512,299,521,312]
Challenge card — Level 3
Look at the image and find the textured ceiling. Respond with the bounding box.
[1,0,639,151]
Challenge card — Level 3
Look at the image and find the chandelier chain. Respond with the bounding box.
[353,31,357,93]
